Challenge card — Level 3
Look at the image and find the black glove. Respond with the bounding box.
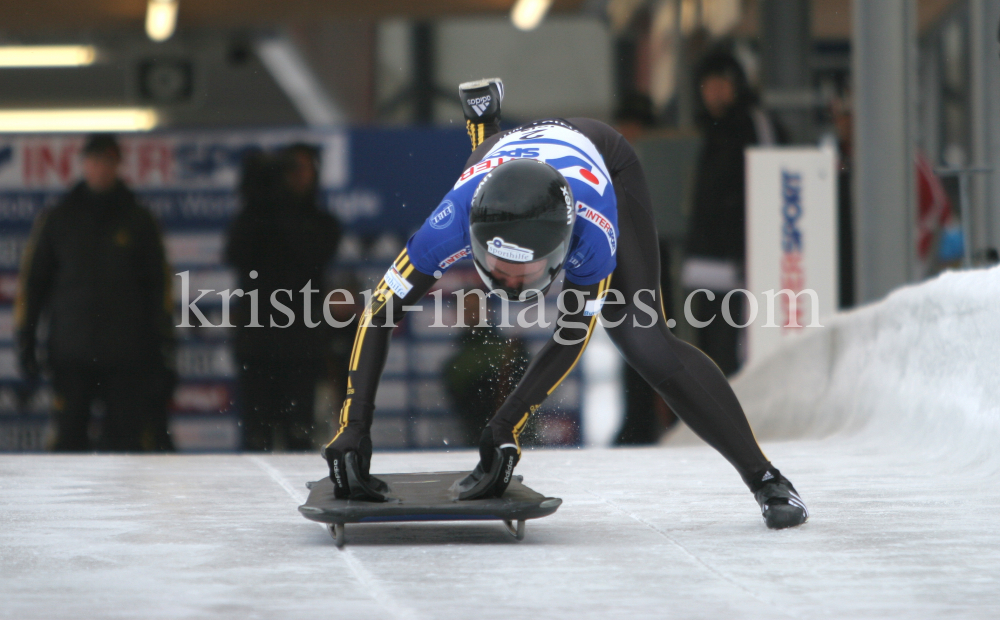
[455,427,520,500]
[323,429,389,502]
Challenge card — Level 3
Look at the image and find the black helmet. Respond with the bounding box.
[469,158,575,301]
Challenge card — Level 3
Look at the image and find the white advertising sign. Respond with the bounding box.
[745,147,838,364]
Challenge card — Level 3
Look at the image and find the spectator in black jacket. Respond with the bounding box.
[15,134,175,451]
[683,49,784,375]
[226,144,341,451]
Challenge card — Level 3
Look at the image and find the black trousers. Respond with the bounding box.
[238,358,320,451]
[570,118,769,480]
[49,362,166,452]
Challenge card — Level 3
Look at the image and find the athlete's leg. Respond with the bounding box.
[602,163,809,528]
[600,153,769,481]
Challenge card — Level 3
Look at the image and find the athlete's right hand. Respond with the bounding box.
[323,429,388,502]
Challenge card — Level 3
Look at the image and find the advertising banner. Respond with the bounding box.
[745,147,838,364]
[0,127,580,451]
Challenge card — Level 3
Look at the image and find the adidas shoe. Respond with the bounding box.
[459,77,504,149]
[748,467,809,529]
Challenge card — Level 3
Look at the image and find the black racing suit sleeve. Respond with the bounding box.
[485,274,613,451]
[325,248,438,450]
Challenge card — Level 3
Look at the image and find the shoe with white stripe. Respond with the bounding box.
[748,467,809,529]
[459,77,504,121]
[459,78,504,149]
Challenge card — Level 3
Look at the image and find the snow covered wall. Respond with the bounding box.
[665,266,1000,471]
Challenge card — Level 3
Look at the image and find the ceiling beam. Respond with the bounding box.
[2,0,586,32]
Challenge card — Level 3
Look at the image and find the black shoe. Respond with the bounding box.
[324,433,389,502]
[748,468,808,529]
[455,427,519,500]
[459,77,504,149]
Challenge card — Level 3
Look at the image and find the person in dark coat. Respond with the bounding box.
[15,134,175,451]
[226,144,341,451]
[683,49,784,375]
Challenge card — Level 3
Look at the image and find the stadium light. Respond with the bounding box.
[146,0,179,42]
[0,108,160,132]
[0,46,96,68]
[511,0,552,31]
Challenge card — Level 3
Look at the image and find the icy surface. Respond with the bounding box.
[3,267,1000,619]
[3,447,999,619]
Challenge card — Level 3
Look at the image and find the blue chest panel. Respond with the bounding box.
[406,123,618,286]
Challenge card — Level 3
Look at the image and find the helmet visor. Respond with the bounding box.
[471,239,568,302]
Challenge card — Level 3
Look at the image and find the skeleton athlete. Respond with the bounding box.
[323,78,808,529]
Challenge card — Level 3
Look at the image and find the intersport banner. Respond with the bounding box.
[745,146,838,364]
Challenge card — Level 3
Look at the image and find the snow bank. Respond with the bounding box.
[664,265,1000,471]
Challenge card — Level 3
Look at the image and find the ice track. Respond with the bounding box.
[3,267,1000,619]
